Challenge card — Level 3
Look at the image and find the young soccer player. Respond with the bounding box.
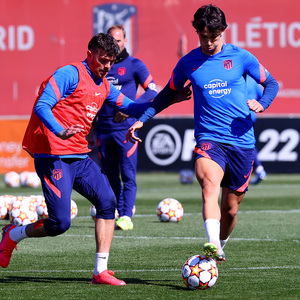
[126,4,279,263]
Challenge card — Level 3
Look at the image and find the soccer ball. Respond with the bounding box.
[156,198,183,222]
[0,197,8,219]
[19,171,31,186]
[35,196,48,219]
[90,204,97,220]
[114,205,136,220]
[4,171,20,187]
[179,169,195,184]
[26,172,41,188]
[182,255,218,290]
[70,199,78,219]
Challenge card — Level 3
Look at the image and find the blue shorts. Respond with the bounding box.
[34,156,116,236]
[194,140,254,192]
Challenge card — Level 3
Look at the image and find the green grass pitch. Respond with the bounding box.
[0,173,299,299]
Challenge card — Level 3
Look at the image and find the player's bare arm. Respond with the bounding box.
[57,124,85,140]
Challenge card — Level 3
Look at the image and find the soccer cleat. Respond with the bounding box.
[0,224,18,268]
[250,168,267,185]
[115,216,133,230]
[92,270,126,286]
[202,242,226,263]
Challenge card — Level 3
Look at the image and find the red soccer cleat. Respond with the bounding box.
[0,224,17,268]
[92,270,126,286]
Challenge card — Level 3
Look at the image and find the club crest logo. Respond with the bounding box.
[223,59,233,70]
[53,169,63,180]
[201,142,212,151]
[118,67,126,76]
[93,3,138,55]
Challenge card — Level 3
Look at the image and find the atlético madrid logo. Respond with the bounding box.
[93,3,138,55]
[223,59,233,70]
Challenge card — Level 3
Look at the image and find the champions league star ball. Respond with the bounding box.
[156,198,183,222]
[35,196,48,219]
[4,171,20,188]
[70,199,78,220]
[90,204,97,220]
[179,169,195,184]
[182,255,218,290]
[26,172,41,188]
[0,197,8,219]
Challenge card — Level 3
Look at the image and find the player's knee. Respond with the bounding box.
[44,218,71,236]
[94,195,117,219]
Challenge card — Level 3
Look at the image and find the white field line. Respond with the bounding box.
[77,209,300,220]
[63,234,300,243]
[0,265,299,274]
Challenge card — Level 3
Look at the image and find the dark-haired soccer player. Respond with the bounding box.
[94,25,157,231]
[0,33,155,286]
[126,4,279,263]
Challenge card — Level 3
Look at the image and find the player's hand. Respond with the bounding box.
[170,82,192,105]
[126,121,144,143]
[57,124,85,140]
[114,111,129,123]
[247,99,264,113]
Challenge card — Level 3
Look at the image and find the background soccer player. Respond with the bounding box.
[94,25,157,231]
[126,4,279,262]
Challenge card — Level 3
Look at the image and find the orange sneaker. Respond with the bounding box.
[0,224,17,268]
[92,270,126,286]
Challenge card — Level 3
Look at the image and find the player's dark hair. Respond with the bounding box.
[88,33,119,57]
[192,4,228,37]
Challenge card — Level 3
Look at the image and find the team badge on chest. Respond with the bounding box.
[118,67,126,76]
[223,59,233,70]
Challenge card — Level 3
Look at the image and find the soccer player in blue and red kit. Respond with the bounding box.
[94,25,158,231]
[126,5,279,263]
[0,33,156,286]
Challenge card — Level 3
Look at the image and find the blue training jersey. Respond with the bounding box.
[169,43,270,148]
[96,53,157,131]
[246,76,264,124]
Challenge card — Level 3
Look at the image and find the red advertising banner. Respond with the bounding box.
[0,0,299,117]
[0,119,35,173]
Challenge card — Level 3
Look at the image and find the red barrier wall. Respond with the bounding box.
[0,0,299,117]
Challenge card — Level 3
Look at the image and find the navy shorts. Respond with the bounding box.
[194,140,254,192]
[35,156,116,236]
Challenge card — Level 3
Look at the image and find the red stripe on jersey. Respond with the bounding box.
[126,141,138,157]
[169,72,176,90]
[142,74,153,89]
[259,64,266,83]
[44,175,61,198]
[116,93,124,107]
[49,76,62,101]
[194,146,212,159]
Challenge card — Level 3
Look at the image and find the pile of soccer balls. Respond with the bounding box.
[0,194,78,225]
[4,171,41,188]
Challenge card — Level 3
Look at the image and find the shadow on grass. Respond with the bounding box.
[0,275,188,290]
[122,277,188,290]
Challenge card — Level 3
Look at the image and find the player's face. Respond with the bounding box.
[198,27,224,56]
[87,49,116,78]
[109,29,127,52]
